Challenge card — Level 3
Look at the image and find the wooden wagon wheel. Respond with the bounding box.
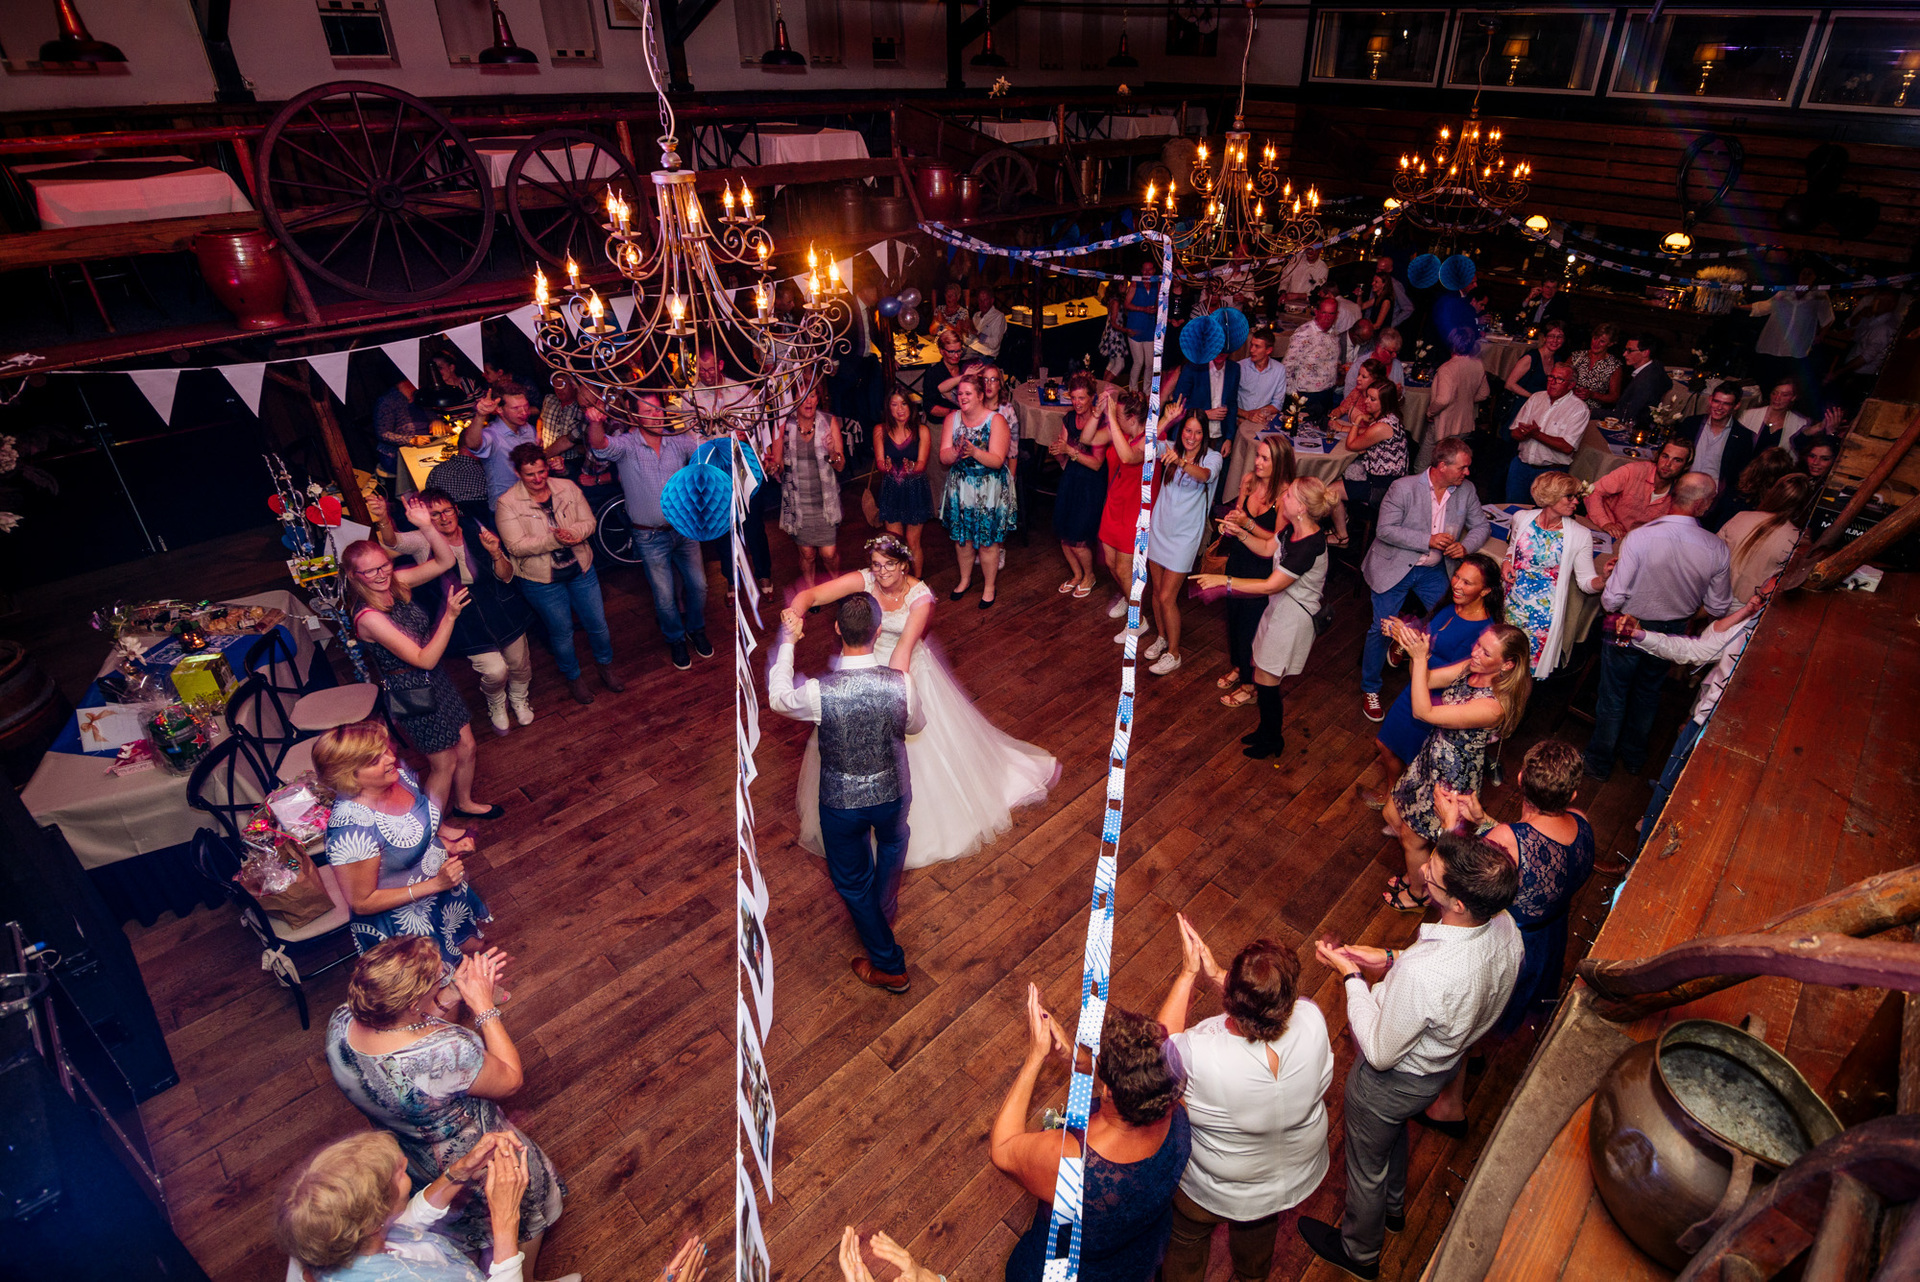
[970,147,1037,215]
[505,128,643,270]
[257,81,494,302]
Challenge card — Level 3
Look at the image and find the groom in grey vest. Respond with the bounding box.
[769,593,925,994]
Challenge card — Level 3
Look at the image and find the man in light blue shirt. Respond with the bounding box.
[1236,328,1288,429]
[587,396,710,671]
[462,386,541,509]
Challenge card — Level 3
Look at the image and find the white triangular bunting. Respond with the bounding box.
[127,369,181,424]
[504,304,541,341]
[221,362,268,415]
[833,258,855,291]
[866,240,893,276]
[445,322,486,373]
[379,337,420,383]
[308,350,353,403]
[610,293,636,331]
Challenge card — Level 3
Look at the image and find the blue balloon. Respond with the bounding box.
[1214,306,1250,353]
[1407,253,1442,290]
[878,296,903,318]
[1178,313,1224,364]
[1439,254,1477,292]
[660,462,733,542]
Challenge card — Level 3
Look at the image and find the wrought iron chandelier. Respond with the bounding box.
[529,0,849,435]
[1136,0,1321,293]
[1390,18,1533,234]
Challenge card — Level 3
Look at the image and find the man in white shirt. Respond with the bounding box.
[1281,246,1328,303]
[968,285,1007,360]
[1300,833,1522,1280]
[1747,263,1834,389]
[1283,294,1344,418]
[1505,362,1590,503]
[768,595,925,992]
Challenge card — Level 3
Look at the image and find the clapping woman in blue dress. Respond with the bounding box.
[939,373,1015,607]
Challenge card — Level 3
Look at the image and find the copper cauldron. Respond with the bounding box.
[1588,1019,1840,1270]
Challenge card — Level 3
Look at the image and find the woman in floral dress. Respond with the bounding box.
[316,721,492,968]
[1568,323,1623,411]
[1501,472,1606,678]
[939,372,1016,606]
[1380,620,1532,911]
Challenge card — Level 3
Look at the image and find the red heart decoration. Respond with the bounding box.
[268,494,286,515]
[304,495,344,527]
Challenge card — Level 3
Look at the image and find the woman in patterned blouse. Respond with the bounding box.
[1568,323,1623,410]
[316,721,493,970]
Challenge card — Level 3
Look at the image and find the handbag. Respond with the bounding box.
[1197,533,1229,578]
[860,466,881,527]
[386,683,439,719]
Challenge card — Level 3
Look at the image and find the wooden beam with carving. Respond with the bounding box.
[1577,932,1920,1001]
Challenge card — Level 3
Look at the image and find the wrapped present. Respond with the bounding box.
[171,650,238,712]
[146,703,212,774]
[236,836,336,929]
[262,775,331,847]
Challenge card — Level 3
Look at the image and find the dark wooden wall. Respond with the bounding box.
[1243,100,1920,264]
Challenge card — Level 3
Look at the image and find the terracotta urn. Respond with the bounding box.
[957,172,982,222]
[915,163,958,222]
[192,229,291,329]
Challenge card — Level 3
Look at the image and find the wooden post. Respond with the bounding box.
[1815,404,1920,551]
[271,363,371,526]
[1029,259,1045,381]
[1807,494,1920,590]
[1800,1173,1880,1282]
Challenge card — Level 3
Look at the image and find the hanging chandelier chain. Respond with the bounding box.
[639,0,679,163]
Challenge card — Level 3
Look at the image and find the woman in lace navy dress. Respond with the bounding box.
[993,986,1190,1282]
[874,391,934,578]
[315,721,491,967]
[325,939,565,1269]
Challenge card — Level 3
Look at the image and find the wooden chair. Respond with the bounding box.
[185,737,355,1029]
[241,629,379,735]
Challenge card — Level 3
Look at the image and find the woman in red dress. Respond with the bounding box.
[1099,387,1171,639]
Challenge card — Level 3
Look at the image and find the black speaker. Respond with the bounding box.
[0,772,177,1102]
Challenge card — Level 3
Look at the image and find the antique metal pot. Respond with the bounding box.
[1588,1018,1841,1270]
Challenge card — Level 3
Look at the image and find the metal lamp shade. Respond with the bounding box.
[761,16,807,67]
[40,0,125,64]
[477,4,540,64]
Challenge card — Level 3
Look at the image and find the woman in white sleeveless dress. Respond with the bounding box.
[786,533,1058,868]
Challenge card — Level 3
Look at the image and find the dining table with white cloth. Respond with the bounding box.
[18,155,252,228]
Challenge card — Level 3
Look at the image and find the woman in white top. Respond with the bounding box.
[1156,915,1333,1282]
[1736,378,1810,454]
[1499,471,1609,679]
[1718,472,1812,603]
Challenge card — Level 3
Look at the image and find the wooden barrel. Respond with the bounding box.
[0,641,71,782]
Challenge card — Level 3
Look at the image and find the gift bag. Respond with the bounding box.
[239,837,337,930]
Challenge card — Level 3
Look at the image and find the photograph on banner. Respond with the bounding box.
[737,993,777,1198]
[736,1164,770,1282]
[739,875,773,1035]
[736,786,769,911]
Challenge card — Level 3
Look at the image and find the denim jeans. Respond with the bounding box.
[819,796,909,974]
[1585,618,1689,777]
[1638,717,1703,850]
[1362,563,1450,693]
[632,526,707,643]
[1506,456,1552,505]
[519,567,614,680]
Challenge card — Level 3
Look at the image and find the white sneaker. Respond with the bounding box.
[507,683,534,726]
[1142,635,1168,660]
[1107,595,1128,619]
[1113,624,1151,644]
[1149,651,1182,675]
[484,690,510,735]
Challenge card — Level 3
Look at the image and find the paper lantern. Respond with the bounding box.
[1439,254,1477,292]
[660,463,734,542]
[1214,306,1250,353]
[694,436,766,489]
[1178,313,1224,364]
[1407,253,1442,290]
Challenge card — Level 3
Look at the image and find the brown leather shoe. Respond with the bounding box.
[568,676,595,705]
[596,662,625,693]
[850,958,909,994]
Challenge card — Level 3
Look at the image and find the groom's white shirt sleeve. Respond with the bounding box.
[767,641,925,733]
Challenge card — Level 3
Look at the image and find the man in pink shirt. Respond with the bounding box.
[1583,437,1693,542]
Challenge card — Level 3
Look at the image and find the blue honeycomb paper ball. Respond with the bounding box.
[660,462,733,542]
[694,436,764,488]
[1439,254,1477,292]
[1179,313,1224,364]
[1407,253,1442,290]
[1214,306,1250,352]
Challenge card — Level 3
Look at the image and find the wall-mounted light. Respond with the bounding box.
[1661,229,1694,255]
[39,0,125,65]
[761,0,807,68]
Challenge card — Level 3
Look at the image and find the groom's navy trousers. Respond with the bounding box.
[819,796,910,975]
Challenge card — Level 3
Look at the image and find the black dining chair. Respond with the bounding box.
[186,736,357,1029]
[242,627,380,737]
[223,673,316,786]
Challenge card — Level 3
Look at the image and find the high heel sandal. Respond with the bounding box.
[1216,669,1242,690]
[1383,883,1431,914]
[1220,686,1255,708]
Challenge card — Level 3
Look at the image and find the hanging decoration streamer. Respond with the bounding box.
[918,219,1171,1282]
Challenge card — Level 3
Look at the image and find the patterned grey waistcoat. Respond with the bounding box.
[817,665,909,809]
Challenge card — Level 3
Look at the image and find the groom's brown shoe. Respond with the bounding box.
[851,958,910,994]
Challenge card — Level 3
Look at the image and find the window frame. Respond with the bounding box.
[1441,7,1615,98]
[1800,9,1920,116]
[317,0,398,67]
[1308,7,1456,89]
[1608,6,1822,108]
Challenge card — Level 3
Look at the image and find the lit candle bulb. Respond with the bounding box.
[741,185,754,212]
[1440,127,1450,140]
[687,198,700,225]
[1292,198,1300,215]
[757,242,769,265]
[587,290,604,325]
[668,294,685,325]
[534,266,549,309]
[1309,188,1319,208]
[1283,180,1291,199]
[723,185,735,216]
[565,254,579,288]
[757,285,770,315]
[1198,143,1208,162]
[1145,181,1156,204]
[1254,200,1263,220]
[808,270,820,297]
[807,244,818,272]
[828,259,841,289]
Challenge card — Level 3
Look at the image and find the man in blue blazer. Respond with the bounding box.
[1172,350,1241,456]
[1359,437,1491,720]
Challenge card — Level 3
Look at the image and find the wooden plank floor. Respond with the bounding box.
[1482,572,1920,1282]
[26,512,1664,1282]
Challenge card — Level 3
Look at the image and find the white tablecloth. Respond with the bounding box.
[20,155,252,228]
[1105,115,1181,140]
[471,137,625,189]
[757,128,870,167]
[977,119,1057,145]
[22,591,323,869]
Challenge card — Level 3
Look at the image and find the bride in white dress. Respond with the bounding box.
[787,533,1058,868]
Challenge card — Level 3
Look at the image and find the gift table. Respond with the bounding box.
[21,590,329,925]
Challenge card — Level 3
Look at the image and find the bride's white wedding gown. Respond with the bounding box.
[797,570,1060,869]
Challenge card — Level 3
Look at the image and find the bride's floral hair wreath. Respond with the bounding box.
[865,534,913,567]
